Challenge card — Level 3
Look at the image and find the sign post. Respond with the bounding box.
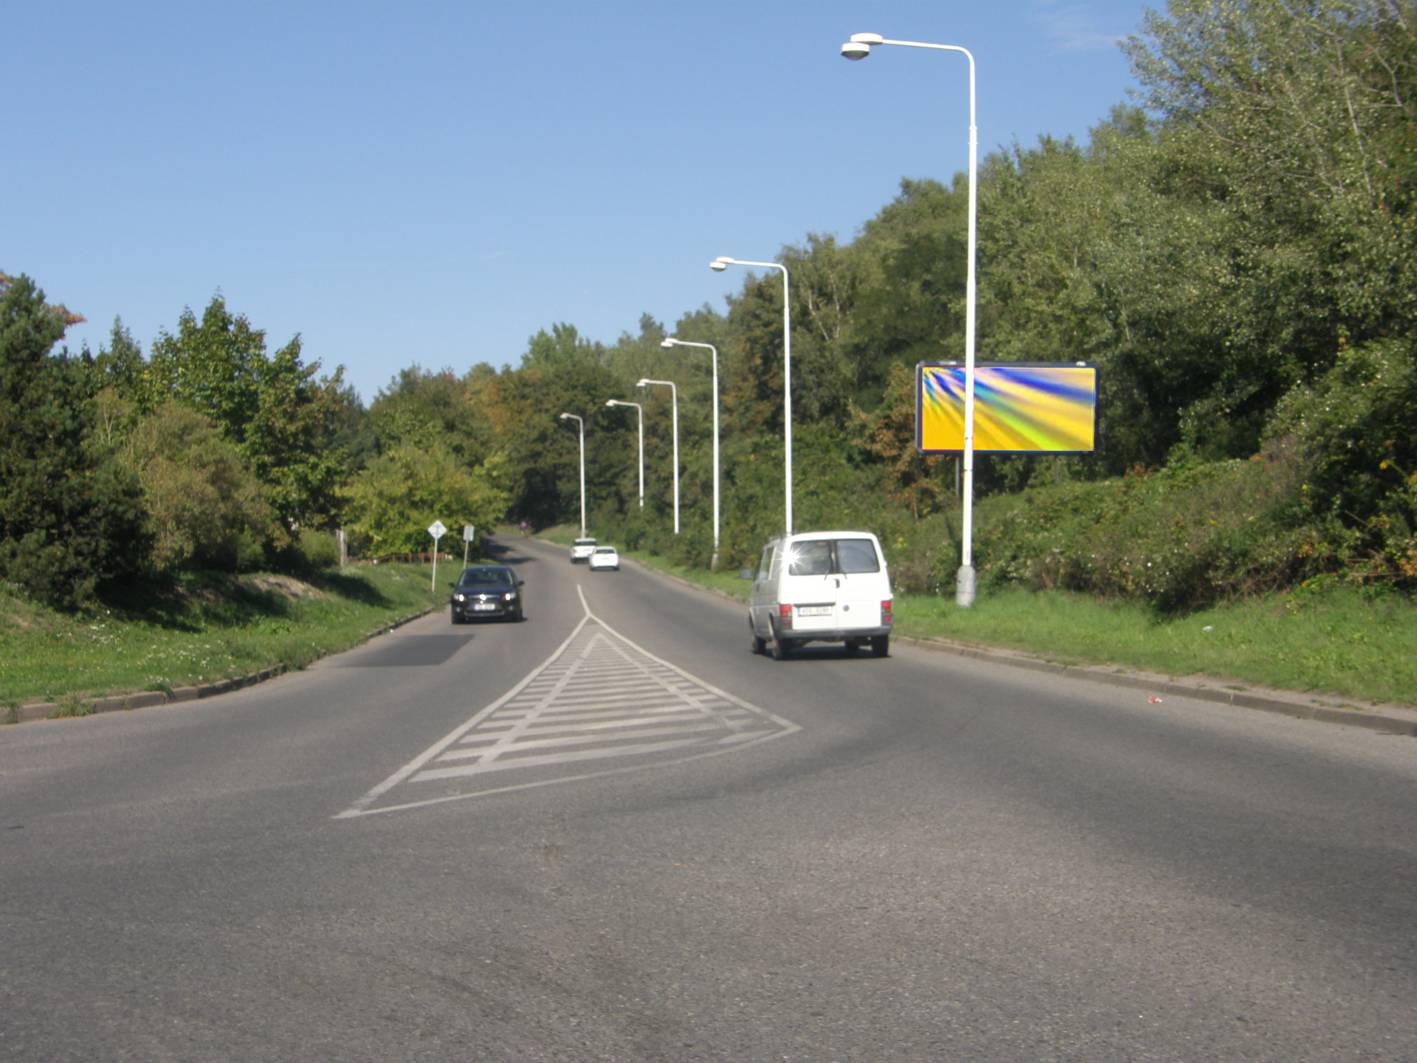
[462,524,475,566]
[428,520,447,592]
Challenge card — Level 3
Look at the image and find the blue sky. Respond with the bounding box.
[6,1,1153,404]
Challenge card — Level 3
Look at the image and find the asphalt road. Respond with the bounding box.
[2,536,1415,1061]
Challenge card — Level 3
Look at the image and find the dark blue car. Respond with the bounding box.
[450,565,524,623]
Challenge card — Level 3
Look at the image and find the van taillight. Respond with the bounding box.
[881,600,893,625]
[778,603,793,630]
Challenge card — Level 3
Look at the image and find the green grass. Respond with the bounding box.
[893,585,1417,705]
[554,528,1416,707]
[0,563,442,706]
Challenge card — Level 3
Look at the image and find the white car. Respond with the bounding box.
[588,545,620,571]
[569,537,597,564]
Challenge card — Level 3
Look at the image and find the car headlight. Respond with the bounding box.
[454,593,465,602]
[503,592,516,601]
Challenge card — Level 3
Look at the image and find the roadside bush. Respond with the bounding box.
[1263,339,1417,588]
[277,528,341,574]
[121,402,280,573]
[963,453,1313,613]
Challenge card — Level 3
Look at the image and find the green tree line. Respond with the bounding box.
[3,0,1413,611]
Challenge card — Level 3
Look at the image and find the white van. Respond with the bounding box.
[748,531,893,659]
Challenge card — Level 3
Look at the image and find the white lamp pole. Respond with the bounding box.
[604,399,644,510]
[558,412,586,538]
[711,256,792,536]
[636,378,679,534]
[662,336,720,568]
[840,32,978,607]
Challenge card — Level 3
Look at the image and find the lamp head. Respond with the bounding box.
[660,338,677,349]
[709,256,731,272]
[841,32,882,60]
[635,379,648,388]
[558,412,570,420]
[604,400,617,407]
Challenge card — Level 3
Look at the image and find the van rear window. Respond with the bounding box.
[836,539,880,573]
[787,538,880,576]
[788,541,833,576]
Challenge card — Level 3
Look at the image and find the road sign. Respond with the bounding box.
[462,525,475,542]
[428,520,447,591]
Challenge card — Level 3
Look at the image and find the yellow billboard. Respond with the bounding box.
[917,362,1098,454]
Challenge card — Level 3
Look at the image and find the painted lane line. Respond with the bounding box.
[434,722,727,759]
[334,613,594,818]
[412,736,713,781]
[336,586,799,818]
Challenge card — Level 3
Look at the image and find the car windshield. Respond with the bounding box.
[595,547,614,554]
[458,567,512,587]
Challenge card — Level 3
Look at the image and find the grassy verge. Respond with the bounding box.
[547,526,1416,707]
[0,563,442,708]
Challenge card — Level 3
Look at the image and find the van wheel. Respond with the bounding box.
[752,633,766,655]
[871,635,890,658]
[769,627,792,661]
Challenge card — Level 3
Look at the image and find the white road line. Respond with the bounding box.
[430,723,728,762]
[413,736,712,781]
[334,613,594,818]
[335,586,800,819]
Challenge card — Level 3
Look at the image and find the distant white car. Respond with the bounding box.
[588,545,620,571]
[570,537,597,564]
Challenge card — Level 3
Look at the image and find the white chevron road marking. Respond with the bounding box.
[336,587,799,818]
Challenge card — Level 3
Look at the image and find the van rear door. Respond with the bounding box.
[832,536,887,631]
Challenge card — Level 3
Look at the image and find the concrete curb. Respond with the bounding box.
[6,606,435,726]
[631,557,1417,738]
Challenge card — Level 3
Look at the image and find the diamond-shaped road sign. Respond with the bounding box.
[428,520,447,540]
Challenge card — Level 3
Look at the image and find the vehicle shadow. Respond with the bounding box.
[761,644,890,662]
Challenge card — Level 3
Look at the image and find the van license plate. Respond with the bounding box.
[798,606,832,617]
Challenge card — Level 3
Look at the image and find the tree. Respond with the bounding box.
[1126,0,1417,372]
[145,296,349,529]
[0,275,148,606]
[340,441,510,558]
[368,364,493,466]
[121,402,277,572]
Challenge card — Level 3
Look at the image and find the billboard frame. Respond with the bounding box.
[915,360,1099,456]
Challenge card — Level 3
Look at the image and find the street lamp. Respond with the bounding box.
[604,399,644,510]
[558,412,586,538]
[840,31,979,608]
[636,378,679,535]
[711,255,792,536]
[662,336,721,569]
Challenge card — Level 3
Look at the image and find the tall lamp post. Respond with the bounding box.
[662,336,720,569]
[840,31,979,608]
[711,256,792,536]
[636,378,679,535]
[604,399,644,509]
[558,412,586,538]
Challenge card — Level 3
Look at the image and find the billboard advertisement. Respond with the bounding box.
[917,362,1098,455]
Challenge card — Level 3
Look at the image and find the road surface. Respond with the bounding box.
[3,536,1414,1060]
